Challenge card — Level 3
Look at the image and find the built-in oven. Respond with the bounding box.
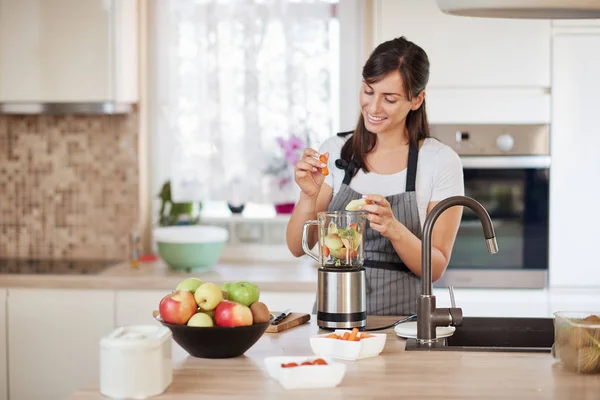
[430,125,550,289]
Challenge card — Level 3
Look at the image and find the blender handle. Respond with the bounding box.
[301,220,320,262]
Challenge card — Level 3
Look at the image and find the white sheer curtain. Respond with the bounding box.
[151,0,339,208]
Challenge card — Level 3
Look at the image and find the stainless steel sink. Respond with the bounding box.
[404,316,554,352]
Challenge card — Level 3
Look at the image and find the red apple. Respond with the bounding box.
[159,290,198,325]
[214,300,253,327]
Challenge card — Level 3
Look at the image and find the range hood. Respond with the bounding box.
[436,0,600,19]
[0,103,133,115]
[0,0,138,115]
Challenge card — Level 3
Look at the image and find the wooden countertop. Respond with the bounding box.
[68,316,600,400]
[0,259,318,292]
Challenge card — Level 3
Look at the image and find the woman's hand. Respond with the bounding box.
[361,194,403,240]
[294,149,329,198]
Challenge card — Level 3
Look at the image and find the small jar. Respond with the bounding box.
[100,325,173,399]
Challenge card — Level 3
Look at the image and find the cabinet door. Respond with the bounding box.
[0,289,6,400]
[0,0,138,103]
[373,0,551,88]
[434,288,550,318]
[553,19,600,27]
[549,290,600,314]
[260,291,316,315]
[549,33,600,288]
[8,289,115,400]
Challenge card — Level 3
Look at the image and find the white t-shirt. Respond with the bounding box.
[318,135,465,228]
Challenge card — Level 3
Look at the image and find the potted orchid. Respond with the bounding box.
[264,134,306,214]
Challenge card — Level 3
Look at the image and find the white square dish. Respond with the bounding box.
[309,330,387,361]
[264,356,346,390]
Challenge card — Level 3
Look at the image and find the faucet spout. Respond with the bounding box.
[417,195,498,343]
[421,196,497,297]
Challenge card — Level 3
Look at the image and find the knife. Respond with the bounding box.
[271,309,292,325]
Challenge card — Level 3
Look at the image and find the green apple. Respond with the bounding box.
[194,282,223,311]
[227,281,260,307]
[221,282,233,294]
[187,312,214,327]
[175,277,203,294]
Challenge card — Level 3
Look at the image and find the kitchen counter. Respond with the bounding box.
[67,316,600,400]
[0,258,318,292]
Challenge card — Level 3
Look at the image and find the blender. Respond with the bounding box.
[302,211,367,329]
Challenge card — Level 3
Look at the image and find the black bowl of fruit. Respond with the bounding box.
[154,278,273,359]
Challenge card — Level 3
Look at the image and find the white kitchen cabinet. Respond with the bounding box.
[371,0,551,124]
[549,290,600,314]
[433,288,551,318]
[259,291,316,315]
[7,288,115,400]
[0,289,7,400]
[0,0,138,104]
[553,19,600,27]
[549,32,600,288]
[372,0,551,88]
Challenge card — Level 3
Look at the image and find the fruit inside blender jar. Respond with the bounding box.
[322,222,362,266]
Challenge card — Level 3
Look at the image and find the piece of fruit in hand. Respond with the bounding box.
[345,198,372,211]
[319,154,329,176]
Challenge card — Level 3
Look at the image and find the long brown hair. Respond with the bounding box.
[340,36,431,173]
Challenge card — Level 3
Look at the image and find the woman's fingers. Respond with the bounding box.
[302,149,328,168]
[302,147,319,158]
[363,193,390,207]
[296,160,318,172]
[362,204,393,217]
[367,213,383,225]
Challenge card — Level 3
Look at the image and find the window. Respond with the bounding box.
[150,0,361,220]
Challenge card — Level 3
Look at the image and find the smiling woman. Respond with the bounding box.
[286,36,465,316]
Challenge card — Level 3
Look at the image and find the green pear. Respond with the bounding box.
[175,278,203,294]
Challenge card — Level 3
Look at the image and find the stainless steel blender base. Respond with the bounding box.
[317,313,367,330]
[317,267,366,330]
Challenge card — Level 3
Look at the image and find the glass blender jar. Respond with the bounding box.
[302,211,367,329]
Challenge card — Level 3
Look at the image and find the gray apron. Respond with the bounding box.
[315,132,423,316]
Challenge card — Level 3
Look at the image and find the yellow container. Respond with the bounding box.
[554,311,600,374]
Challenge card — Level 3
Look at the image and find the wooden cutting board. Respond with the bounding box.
[266,312,311,333]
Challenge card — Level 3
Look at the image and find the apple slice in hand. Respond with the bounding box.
[345,198,371,211]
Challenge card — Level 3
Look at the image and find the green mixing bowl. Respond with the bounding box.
[153,225,229,272]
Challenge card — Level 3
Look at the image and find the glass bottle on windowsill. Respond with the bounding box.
[129,231,140,269]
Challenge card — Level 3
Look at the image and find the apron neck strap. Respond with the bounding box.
[405,141,419,192]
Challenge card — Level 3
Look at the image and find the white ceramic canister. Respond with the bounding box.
[100,325,173,399]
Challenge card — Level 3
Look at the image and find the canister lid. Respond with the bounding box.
[101,325,172,351]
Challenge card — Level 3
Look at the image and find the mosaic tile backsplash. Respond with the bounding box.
[0,113,139,260]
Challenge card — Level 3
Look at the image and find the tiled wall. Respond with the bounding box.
[0,112,139,260]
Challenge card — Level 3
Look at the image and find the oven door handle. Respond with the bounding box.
[460,156,551,169]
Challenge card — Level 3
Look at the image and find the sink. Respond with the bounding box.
[404,317,555,353]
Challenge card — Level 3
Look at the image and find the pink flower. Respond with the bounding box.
[276,134,305,167]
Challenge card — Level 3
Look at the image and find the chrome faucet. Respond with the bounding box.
[417,196,498,343]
